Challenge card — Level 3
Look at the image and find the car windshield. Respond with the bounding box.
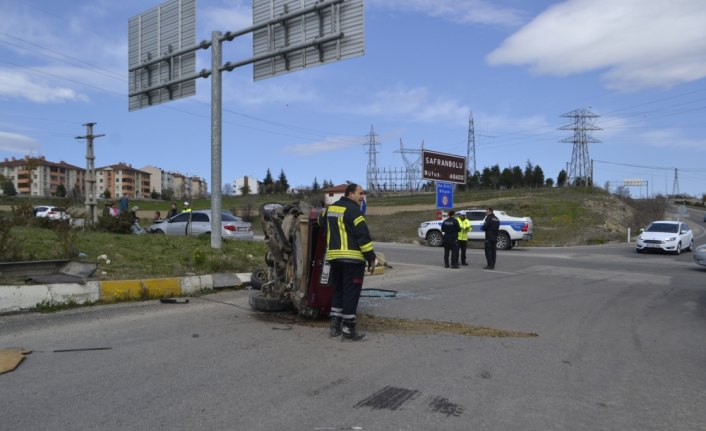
[646,223,678,233]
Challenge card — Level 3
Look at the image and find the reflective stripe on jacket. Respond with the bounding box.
[319,197,375,263]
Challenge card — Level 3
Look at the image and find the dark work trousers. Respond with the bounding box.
[484,239,497,268]
[458,240,468,264]
[329,260,366,322]
[443,239,459,267]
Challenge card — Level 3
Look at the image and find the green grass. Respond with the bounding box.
[2,226,267,284]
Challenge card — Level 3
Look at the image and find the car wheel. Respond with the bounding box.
[250,268,268,290]
[426,230,443,247]
[675,242,682,255]
[152,229,165,234]
[248,292,292,312]
[636,248,643,254]
[496,232,511,250]
[688,239,694,252]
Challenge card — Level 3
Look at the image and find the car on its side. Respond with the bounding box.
[418,209,533,250]
[33,205,70,221]
[635,220,693,255]
[148,210,254,240]
[694,244,706,267]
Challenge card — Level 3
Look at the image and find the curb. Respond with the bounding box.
[0,273,252,314]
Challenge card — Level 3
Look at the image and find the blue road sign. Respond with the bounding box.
[436,182,454,209]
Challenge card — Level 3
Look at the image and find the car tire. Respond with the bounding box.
[152,229,165,234]
[636,248,643,254]
[426,230,443,247]
[250,268,268,290]
[496,232,511,250]
[675,242,682,255]
[248,292,292,312]
[688,239,694,252]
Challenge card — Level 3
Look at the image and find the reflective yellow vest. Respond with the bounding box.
[457,218,472,241]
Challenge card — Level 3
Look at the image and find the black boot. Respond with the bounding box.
[341,320,367,342]
[329,316,342,337]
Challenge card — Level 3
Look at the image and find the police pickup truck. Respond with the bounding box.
[417,209,533,250]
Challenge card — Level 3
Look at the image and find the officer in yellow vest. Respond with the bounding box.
[457,213,472,266]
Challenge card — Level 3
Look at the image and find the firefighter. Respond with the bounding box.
[319,183,377,342]
[457,212,472,266]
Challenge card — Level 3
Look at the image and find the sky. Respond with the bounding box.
[1,0,706,198]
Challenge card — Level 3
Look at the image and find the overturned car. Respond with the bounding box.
[248,202,334,318]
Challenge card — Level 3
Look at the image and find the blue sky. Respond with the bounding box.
[1,0,705,197]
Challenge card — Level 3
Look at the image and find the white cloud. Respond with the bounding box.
[201,1,252,36]
[0,69,88,103]
[284,135,362,155]
[368,0,524,27]
[345,85,469,126]
[486,0,706,90]
[0,131,41,153]
[640,129,706,150]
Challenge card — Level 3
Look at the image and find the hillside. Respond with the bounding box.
[363,187,666,247]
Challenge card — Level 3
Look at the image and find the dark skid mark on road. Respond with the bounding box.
[252,312,538,338]
[354,386,465,418]
[428,395,464,417]
[354,386,420,411]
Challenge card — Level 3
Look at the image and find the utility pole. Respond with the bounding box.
[672,168,680,196]
[467,111,476,178]
[75,123,105,224]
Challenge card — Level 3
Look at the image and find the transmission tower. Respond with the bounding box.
[672,168,680,196]
[467,111,476,176]
[395,139,424,192]
[559,108,601,187]
[364,125,381,193]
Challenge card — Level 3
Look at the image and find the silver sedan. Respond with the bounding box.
[148,210,253,240]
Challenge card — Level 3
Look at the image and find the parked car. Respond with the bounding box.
[418,209,533,250]
[33,205,70,221]
[635,220,693,254]
[148,210,254,240]
[694,244,706,267]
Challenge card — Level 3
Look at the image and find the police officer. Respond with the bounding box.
[319,183,377,342]
[441,210,461,269]
[483,207,500,269]
[457,212,472,266]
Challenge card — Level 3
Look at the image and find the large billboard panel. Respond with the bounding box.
[128,0,196,111]
[252,0,364,81]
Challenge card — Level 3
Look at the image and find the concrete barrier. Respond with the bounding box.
[0,273,251,314]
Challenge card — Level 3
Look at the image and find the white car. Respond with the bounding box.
[636,220,693,255]
[418,209,533,250]
[33,205,70,221]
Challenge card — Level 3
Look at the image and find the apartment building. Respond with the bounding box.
[0,156,85,197]
[96,163,151,199]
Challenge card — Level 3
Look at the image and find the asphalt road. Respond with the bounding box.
[1,213,705,430]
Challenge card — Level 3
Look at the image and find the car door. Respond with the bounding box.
[165,213,191,236]
[189,212,210,236]
[466,210,486,240]
[680,222,693,246]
